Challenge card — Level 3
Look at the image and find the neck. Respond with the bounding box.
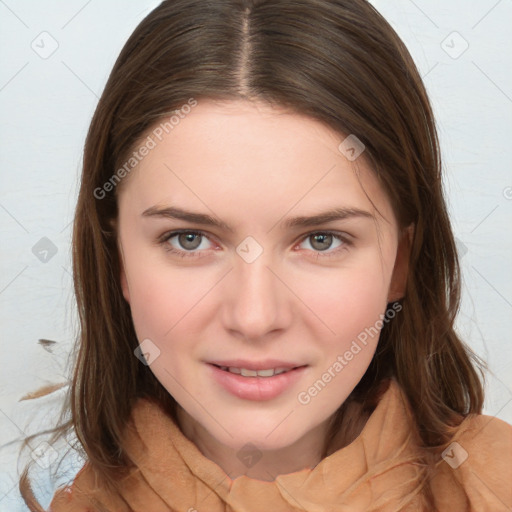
[175,407,332,481]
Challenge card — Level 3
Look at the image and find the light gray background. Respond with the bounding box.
[1,0,511,509]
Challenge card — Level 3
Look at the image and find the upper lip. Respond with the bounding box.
[208,359,306,370]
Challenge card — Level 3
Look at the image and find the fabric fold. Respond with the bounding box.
[48,378,512,512]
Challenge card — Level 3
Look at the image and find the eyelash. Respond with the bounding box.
[157,229,352,260]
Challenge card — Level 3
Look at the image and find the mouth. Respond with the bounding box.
[211,364,304,378]
[207,362,308,401]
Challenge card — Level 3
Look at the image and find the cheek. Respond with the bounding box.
[292,260,390,411]
[120,236,193,337]
[127,267,206,390]
[128,269,199,340]
[295,256,391,341]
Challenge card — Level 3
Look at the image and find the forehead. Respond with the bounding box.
[117,99,395,229]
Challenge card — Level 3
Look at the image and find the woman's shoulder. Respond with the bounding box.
[430,412,512,511]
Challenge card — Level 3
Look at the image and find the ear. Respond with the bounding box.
[387,223,414,302]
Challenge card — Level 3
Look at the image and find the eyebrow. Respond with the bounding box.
[141,205,374,231]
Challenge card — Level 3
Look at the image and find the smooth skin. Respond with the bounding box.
[117,99,412,481]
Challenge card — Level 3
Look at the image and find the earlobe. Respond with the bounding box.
[387,224,414,302]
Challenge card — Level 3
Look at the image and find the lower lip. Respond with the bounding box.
[207,364,308,401]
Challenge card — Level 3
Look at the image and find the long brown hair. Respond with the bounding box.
[20,0,485,507]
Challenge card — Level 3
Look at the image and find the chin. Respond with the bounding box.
[212,414,316,452]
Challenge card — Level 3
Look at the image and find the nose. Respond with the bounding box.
[221,251,292,342]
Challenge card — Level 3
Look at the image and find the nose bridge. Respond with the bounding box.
[223,240,289,339]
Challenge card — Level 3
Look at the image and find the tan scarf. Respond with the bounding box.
[49,379,512,512]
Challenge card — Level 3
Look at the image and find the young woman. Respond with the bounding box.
[19,0,512,510]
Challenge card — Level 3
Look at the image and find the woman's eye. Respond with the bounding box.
[159,230,213,258]
[158,230,350,259]
[296,232,350,257]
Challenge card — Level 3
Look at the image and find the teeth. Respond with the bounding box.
[218,366,293,377]
[240,368,259,377]
[254,368,274,377]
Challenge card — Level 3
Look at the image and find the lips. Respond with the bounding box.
[207,361,308,401]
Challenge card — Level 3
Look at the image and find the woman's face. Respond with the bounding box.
[117,99,409,452]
